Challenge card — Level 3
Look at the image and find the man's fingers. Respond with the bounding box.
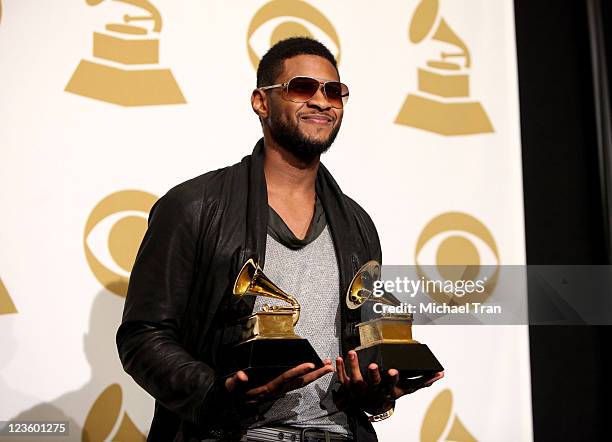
[246,362,315,399]
[271,362,316,387]
[347,351,364,384]
[336,357,349,385]
[423,371,445,387]
[346,351,368,395]
[244,361,335,401]
[225,370,248,393]
[368,363,382,385]
[386,369,400,397]
[393,371,445,397]
[300,360,335,385]
[410,371,444,390]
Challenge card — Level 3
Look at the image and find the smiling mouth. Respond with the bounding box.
[300,114,334,125]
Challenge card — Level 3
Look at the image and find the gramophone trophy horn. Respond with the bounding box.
[409,0,471,68]
[347,261,443,387]
[346,261,401,309]
[220,259,323,385]
[234,258,301,327]
[395,0,493,135]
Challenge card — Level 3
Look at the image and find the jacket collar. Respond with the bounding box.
[243,138,269,269]
[244,138,362,268]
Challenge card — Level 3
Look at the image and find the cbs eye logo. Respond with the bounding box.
[84,190,158,298]
[415,212,499,305]
[247,0,341,69]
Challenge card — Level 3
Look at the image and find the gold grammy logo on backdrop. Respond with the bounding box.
[0,277,17,315]
[415,212,499,305]
[421,389,478,442]
[66,0,185,106]
[247,0,340,69]
[396,0,494,135]
[82,384,146,442]
[84,190,157,297]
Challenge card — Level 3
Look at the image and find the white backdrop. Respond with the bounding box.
[0,1,532,440]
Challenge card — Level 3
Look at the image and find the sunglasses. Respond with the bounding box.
[259,76,349,109]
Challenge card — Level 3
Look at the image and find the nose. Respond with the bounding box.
[306,84,332,110]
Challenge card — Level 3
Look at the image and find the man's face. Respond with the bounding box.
[264,54,344,162]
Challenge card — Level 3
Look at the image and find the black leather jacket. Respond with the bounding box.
[117,139,382,441]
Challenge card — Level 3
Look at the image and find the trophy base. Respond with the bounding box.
[356,343,443,388]
[65,59,186,106]
[222,338,323,386]
[395,93,494,135]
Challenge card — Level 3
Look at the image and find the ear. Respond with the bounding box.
[251,89,269,119]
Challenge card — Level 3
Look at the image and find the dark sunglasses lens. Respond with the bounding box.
[287,77,320,102]
[324,82,349,108]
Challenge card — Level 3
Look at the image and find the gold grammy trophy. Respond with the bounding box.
[395,0,493,135]
[221,259,323,385]
[347,261,443,387]
[65,0,185,106]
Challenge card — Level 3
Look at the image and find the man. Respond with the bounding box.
[117,37,442,442]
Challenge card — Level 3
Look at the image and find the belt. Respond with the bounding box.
[246,426,352,442]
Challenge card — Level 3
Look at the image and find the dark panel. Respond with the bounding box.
[516,0,603,264]
[515,0,611,440]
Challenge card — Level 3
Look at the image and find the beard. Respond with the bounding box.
[268,113,341,163]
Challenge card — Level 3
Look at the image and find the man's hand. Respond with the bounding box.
[336,350,444,414]
[225,359,335,405]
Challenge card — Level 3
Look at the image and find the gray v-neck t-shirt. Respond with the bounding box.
[250,203,350,434]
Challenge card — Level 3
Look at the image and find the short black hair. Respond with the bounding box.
[257,37,338,87]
